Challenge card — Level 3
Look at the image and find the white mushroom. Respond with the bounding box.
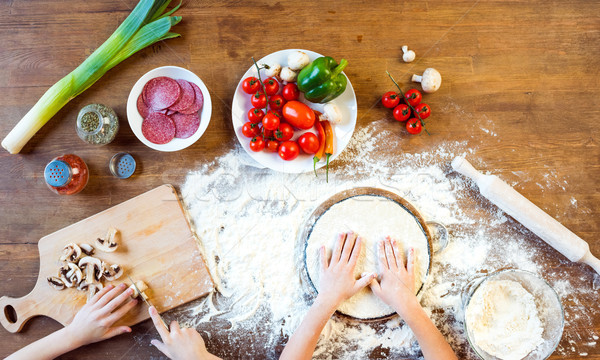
[79,282,103,302]
[287,51,310,71]
[79,243,95,256]
[47,276,65,290]
[129,281,149,300]
[263,62,281,78]
[95,227,119,252]
[320,103,343,124]
[59,243,82,263]
[402,45,416,63]
[79,256,103,283]
[59,263,83,287]
[101,262,123,281]
[280,67,297,83]
[412,68,442,93]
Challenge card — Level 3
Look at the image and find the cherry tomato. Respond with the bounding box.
[282,101,316,130]
[263,128,274,139]
[248,108,265,123]
[251,92,267,108]
[265,140,279,152]
[282,83,300,101]
[242,77,260,94]
[381,91,400,108]
[262,111,281,131]
[406,118,423,135]
[275,122,294,141]
[269,95,286,110]
[413,103,431,120]
[249,136,265,152]
[242,121,261,138]
[263,77,280,96]
[393,104,411,122]
[278,141,300,161]
[404,89,422,107]
[298,132,320,154]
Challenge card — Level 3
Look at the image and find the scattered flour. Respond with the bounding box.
[172,120,599,359]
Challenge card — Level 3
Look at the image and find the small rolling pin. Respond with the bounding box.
[452,156,600,275]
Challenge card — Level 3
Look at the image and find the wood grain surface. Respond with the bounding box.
[0,0,598,359]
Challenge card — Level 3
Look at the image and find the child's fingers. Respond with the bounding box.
[348,237,362,267]
[319,246,328,271]
[149,306,170,341]
[340,232,357,263]
[368,275,382,297]
[100,287,134,315]
[103,325,131,340]
[105,298,138,325]
[354,273,376,292]
[151,339,170,357]
[392,240,405,271]
[331,233,346,264]
[170,320,181,333]
[384,238,398,270]
[88,284,115,306]
[378,240,389,270]
[94,284,125,309]
[407,248,416,290]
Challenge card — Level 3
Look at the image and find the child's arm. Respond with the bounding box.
[280,232,376,360]
[148,306,222,360]
[6,283,138,360]
[370,237,457,360]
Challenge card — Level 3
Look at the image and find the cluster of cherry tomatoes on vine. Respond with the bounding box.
[241,76,321,161]
[381,88,431,135]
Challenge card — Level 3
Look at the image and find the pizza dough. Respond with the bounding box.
[466,279,544,360]
[305,195,430,319]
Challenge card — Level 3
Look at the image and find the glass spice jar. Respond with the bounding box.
[76,104,119,145]
[44,154,89,195]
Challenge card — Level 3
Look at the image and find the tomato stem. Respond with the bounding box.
[386,71,430,136]
[251,57,270,113]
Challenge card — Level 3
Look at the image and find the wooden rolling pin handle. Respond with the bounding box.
[581,251,600,276]
[451,156,484,182]
[0,293,38,333]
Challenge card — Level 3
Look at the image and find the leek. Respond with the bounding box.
[2,0,182,154]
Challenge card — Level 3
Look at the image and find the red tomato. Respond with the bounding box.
[406,118,423,135]
[262,111,281,131]
[275,122,294,141]
[404,89,422,107]
[251,92,267,108]
[242,77,260,94]
[298,132,320,154]
[282,101,316,130]
[282,83,300,101]
[242,121,261,138]
[248,108,265,123]
[393,104,411,122]
[265,140,279,152]
[263,128,274,139]
[269,95,286,110]
[249,136,265,152]
[413,103,431,120]
[381,91,400,108]
[278,141,300,161]
[263,77,280,96]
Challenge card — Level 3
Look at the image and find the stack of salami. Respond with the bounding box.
[137,76,204,144]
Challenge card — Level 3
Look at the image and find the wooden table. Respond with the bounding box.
[0,0,598,359]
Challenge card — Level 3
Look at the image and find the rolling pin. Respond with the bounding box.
[452,156,600,275]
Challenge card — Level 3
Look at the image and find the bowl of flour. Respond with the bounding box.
[464,269,564,360]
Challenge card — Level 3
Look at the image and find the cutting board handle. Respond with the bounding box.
[0,290,41,333]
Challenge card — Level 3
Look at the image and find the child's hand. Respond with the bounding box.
[65,283,138,347]
[149,306,221,360]
[316,232,376,310]
[369,237,420,318]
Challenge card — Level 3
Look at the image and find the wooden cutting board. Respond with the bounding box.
[0,184,214,333]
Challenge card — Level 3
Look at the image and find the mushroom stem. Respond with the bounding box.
[412,74,423,82]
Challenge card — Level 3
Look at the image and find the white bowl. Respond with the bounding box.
[231,49,357,173]
[127,66,212,152]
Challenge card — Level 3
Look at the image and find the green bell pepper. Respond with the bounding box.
[297,56,348,103]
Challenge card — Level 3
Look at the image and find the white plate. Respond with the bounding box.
[231,49,357,173]
[127,66,212,152]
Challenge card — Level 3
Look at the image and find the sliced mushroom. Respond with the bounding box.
[86,282,103,302]
[59,243,82,263]
[95,227,119,253]
[79,256,103,282]
[101,262,123,281]
[59,263,82,288]
[47,276,65,290]
[129,281,149,300]
[79,243,95,256]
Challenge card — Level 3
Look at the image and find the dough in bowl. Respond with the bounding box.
[305,195,430,319]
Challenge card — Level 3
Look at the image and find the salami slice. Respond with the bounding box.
[179,81,204,115]
[143,77,181,110]
[141,112,176,144]
[171,112,200,139]
[137,93,151,118]
[169,79,195,112]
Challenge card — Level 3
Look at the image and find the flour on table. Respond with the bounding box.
[306,195,429,319]
[466,280,544,360]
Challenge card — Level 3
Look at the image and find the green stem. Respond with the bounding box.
[331,59,348,77]
[386,70,430,135]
